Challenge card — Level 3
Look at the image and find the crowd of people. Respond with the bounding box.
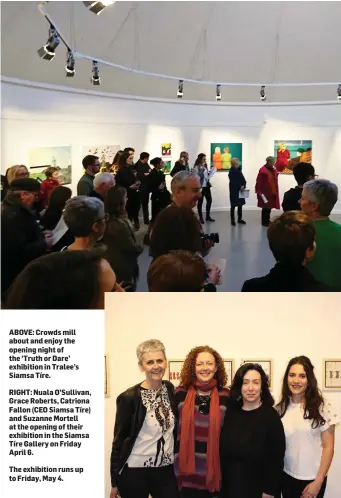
[110,339,338,498]
[1,148,340,307]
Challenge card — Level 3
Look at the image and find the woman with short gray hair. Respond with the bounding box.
[110,339,179,498]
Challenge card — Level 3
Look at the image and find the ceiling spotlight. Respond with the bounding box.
[65,50,75,77]
[91,60,101,85]
[37,25,60,61]
[338,84,341,101]
[177,80,184,99]
[83,1,115,15]
[260,85,266,101]
[216,84,222,101]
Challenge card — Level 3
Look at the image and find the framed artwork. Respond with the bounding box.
[82,145,121,170]
[162,160,172,175]
[161,143,171,156]
[322,359,341,391]
[104,354,110,397]
[274,140,312,174]
[241,358,273,390]
[223,359,235,387]
[168,358,234,388]
[29,146,72,185]
[210,143,243,171]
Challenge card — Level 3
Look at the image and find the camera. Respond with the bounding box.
[201,232,220,244]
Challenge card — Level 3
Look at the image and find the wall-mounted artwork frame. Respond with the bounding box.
[162,160,172,175]
[210,143,243,171]
[322,359,341,391]
[168,358,235,388]
[273,140,312,174]
[161,143,172,156]
[223,359,235,387]
[241,358,273,390]
[104,354,110,397]
[29,145,72,185]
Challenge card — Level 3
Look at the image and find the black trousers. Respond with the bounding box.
[197,187,212,220]
[127,192,141,225]
[261,208,271,226]
[140,186,150,223]
[117,464,179,498]
[281,472,327,498]
[230,205,242,222]
[180,488,218,498]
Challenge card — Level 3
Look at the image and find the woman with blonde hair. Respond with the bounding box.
[175,346,229,497]
[6,165,29,185]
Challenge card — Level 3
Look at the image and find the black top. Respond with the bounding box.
[220,404,285,498]
[241,262,334,292]
[228,167,247,207]
[110,380,177,487]
[282,186,303,212]
[170,161,189,177]
[134,160,151,184]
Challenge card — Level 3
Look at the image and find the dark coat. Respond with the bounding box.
[170,161,189,177]
[134,160,151,187]
[1,197,47,295]
[282,186,303,212]
[110,380,177,487]
[229,167,247,207]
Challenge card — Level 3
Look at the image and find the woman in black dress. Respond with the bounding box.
[115,151,141,231]
[228,158,246,226]
[220,363,285,498]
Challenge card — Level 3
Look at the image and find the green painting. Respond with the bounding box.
[162,160,172,175]
[29,146,72,185]
[210,143,243,171]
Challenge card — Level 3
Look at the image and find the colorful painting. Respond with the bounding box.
[162,160,172,175]
[161,143,171,156]
[210,143,243,171]
[82,145,121,170]
[274,140,312,174]
[29,146,72,185]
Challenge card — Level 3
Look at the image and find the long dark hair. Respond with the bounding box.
[117,151,131,170]
[194,153,206,167]
[229,363,274,408]
[105,186,127,218]
[276,356,325,428]
[41,186,72,230]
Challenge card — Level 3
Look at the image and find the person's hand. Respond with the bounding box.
[301,478,323,498]
[240,186,245,191]
[262,494,274,498]
[118,281,133,292]
[204,239,215,251]
[130,184,139,190]
[110,487,118,498]
[207,264,221,285]
[44,232,53,249]
[158,183,165,190]
[144,172,150,176]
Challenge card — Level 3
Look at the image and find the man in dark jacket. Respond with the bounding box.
[1,178,53,298]
[134,152,151,224]
[77,155,101,196]
[242,211,334,292]
[282,162,315,211]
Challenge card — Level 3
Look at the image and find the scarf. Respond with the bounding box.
[178,378,221,492]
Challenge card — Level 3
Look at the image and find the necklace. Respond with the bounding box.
[196,391,211,415]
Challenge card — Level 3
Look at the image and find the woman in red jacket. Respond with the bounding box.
[255,156,280,227]
[40,166,61,208]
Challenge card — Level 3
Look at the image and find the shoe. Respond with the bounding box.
[199,218,205,224]
[238,220,246,224]
[206,216,215,222]
[231,221,236,226]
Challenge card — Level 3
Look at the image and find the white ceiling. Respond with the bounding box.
[1,1,341,103]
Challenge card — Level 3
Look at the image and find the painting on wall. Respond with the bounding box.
[168,359,234,388]
[29,146,72,185]
[210,143,243,171]
[274,140,312,174]
[161,143,171,156]
[322,359,341,391]
[162,160,172,175]
[241,359,273,390]
[82,145,121,170]
[224,359,235,387]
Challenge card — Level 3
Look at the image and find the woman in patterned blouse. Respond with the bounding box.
[110,339,179,498]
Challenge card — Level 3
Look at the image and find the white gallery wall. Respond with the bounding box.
[105,293,341,498]
[2,80,341,212]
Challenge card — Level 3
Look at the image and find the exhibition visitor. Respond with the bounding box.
[228,157,247,226]
[276,356,338,498]
[40,185,74,252]
[1,164,30,201]
[93,172,115,201]
[111,150,123,174]
[62,195,106,251]
[1,177,53,300]
[110,339,179,498]
[220,363,285,498]
[170,151,190,177]
[255,156,280,226]
[123,146,135,162]
[299,179,341,290]
[77,154,101,196]
[40,166,61,208]
[115,150,141,231]
[103,186,144,292]
[147,251,207,292]
[4,249,123,309]
[282,162,316,212]
[134,152,152,225]
[192,153,215,224]
[174,346,229,497]
[169,170,202,210]
[241,211,333,291]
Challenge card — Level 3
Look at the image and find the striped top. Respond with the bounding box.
[174,385,230,490]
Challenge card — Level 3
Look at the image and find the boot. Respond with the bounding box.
[206,215,215,222]
[237,207,246,224]
[230,207,236,226]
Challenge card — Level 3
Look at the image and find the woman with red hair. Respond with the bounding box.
[174,346,229,497]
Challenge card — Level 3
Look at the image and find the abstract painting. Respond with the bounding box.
[161,143,171,156]
[162,160,172,175]
[210,143,243,171]
[29,146,72,185]
[274,140,312,174]
[82,145,121,170]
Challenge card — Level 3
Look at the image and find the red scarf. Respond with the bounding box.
[178,379,221,492]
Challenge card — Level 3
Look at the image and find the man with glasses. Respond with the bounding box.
[282,162,317,212]
[1,178,53,299]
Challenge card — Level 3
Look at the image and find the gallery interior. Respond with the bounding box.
[1,0,341,293]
